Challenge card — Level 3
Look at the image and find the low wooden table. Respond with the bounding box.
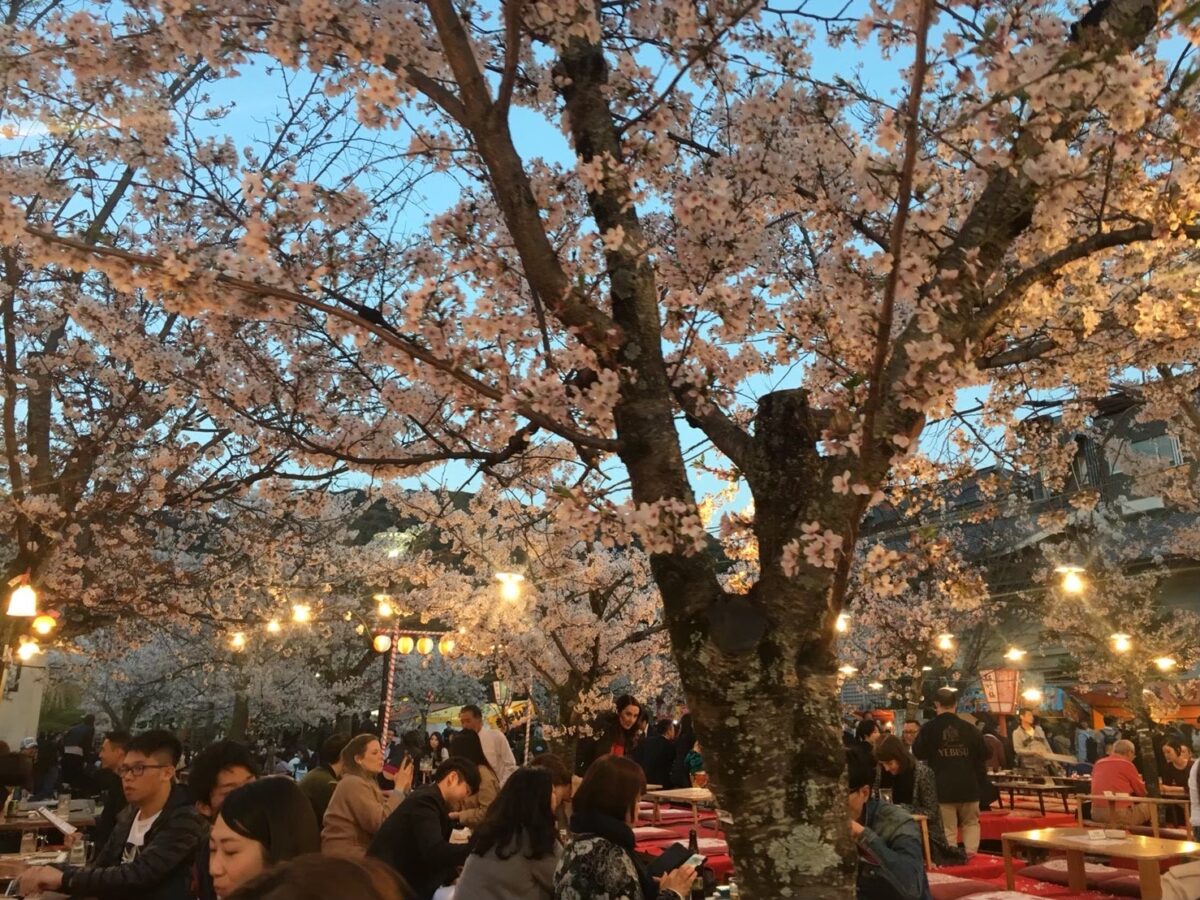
[1002,826,1200,900]
[991,779,1075,815]
[644,788,715,828]
[910,813,932,868]
[0,814,94,833]
[1076,794,1192,838]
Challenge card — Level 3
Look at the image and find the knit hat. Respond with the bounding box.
[18,737,36,751]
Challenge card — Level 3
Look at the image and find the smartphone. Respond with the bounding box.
[382,763,399,776]
[685,853,707,868]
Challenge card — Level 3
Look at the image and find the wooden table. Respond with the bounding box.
[911,813,932,868]
[644,788,715,828]
[1001,826,1200,900]
[1076,794,1192,838]
[0,814,95,833]
[991,779,1075,815]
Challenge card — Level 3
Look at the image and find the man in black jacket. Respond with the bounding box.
[18,729,208,900]
[90,730,131,854]
[913,688,986,857]
[368,756,480,900]
[635,719,677,787]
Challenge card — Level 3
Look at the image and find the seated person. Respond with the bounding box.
[1091,739,1151,826]
[847,751,931,900]
[18,729,209,899]
[367,756,480,900]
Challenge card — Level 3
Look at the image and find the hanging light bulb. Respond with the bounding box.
[1155,656,1178,672]
[438,636,456,655]
[1022,687,1043,703]
[7,583,37,617]
[16,639,38,661]
[292,604,311,624]
[376,596,394,618]
[266,619,281,635]
[1005,647,1027,662]
[31,614,56,636]
[838,664,858,676]
[230,632,246,651]
[936,633,955,651]
[416,636,434,655]
[1055,565,1085,595]
[1110,633,1131,653]
[495,572,525,602]
[397,635,415,654]
[373,633,393,653]
[835,612,850,633]
[868,681,884,691]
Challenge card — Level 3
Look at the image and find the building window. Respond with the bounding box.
[1110,434,1183,474]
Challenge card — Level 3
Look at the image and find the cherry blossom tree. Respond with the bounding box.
[7,0,1200,892]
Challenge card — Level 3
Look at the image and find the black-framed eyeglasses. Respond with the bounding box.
[117,763,169,779]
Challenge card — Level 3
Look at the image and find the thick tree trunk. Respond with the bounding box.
[227,693,250,741]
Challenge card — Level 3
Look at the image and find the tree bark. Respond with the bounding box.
[227,693,250,742]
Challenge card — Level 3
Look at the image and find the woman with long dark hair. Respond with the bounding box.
[426,732,448,763]
[874,735,965,865]
[448,728,500,828]
[574,695,644,777]
[455,767,562,899]
[209,777,321,898]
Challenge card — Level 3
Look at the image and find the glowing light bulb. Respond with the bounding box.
[1005,647,1027,662]
[868,681,884,690]
[266,619,281,634]
[1155,656,1177,672]
[838,664,858,676]
[936,633,955,651]
[31,615,55,635]
[230,632,246,651]
[1110,633,1131,653]
[292,604,311,624]
[1056,565,1085,594]
[835,613,849,633]
[7,583,37,617]
[377,599,394,618]
[16,639,38,661]
[496,572,524,602]
[1022,687,1043,703]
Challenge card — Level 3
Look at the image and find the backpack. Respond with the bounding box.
[1086,734,1101,763]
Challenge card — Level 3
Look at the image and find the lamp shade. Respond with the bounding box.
[979,668,1020,714]
[7,584,37,617]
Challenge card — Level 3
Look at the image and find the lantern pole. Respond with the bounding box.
[523,681,535,764]
[379,623,400,742]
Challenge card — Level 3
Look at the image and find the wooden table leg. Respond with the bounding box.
[1038,792,1046,816]
[1138,858,1163,900]
[1008,788,1015,809]
[1002,838,1016,889]
[653,800,661,824]
[1060,791,1069,814]
[1151,804,1160,838]
[918,817,931,869]
[1065,850,1087,892]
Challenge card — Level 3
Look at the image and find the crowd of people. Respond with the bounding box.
[3,694,708,900]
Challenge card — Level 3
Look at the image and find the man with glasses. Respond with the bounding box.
[18,729,208,900]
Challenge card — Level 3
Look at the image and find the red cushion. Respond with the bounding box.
[1100,875,1142,897]
[927,873,999,899]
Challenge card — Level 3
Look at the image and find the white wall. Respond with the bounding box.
[0,663,48,748]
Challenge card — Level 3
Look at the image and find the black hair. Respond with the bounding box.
[319,734,350,768]
[435,756,482,793]
[220,777,321,864]
[461,704,483,720]
[615,694,640,721]
[1164,737,1188,754]
[449,729,494,772]
[654,719,675,738]
[529,753,572,786]
[190,740,260,805]
[128,729,183,766]
[933,687,958,709]
[846,751,874,792]
[854,719,878,741]
[103,731,132,751]
[427,732,443,750]
[471,767,557,861]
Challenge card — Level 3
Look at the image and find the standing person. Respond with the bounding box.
[574,695,644,778]
[208,777,321,898]
[17,729,209,900]
[448,728,500,828]
[455,766,564,900]
[367,757,480,900]
[298,733,349,826]
[459,705,518,785]
[912,687,985,857]
[426,732,449,764]
[189,740,260,900]
[874,736,964,866]
[1012,709,1055,759]
[92,731,132,853]
[322,734,414,857]
[634,720,676,788]
[847,751,932,900]
[554,755,695,900]
[1091,739,1151,826]
[61,713,97,792]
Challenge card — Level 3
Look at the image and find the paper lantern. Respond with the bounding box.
[979,668,1020,714]
[397,635,415,654]
[7,584,37,617]
[416,636,434,655]
[437,636,456,655]
[373,633,393,653]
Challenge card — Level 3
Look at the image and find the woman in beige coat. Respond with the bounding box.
[321,733,413,857]
[448,728,500,828]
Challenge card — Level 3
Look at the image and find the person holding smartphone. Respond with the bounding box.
[554,755,695,900]
[322,735,414,858]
